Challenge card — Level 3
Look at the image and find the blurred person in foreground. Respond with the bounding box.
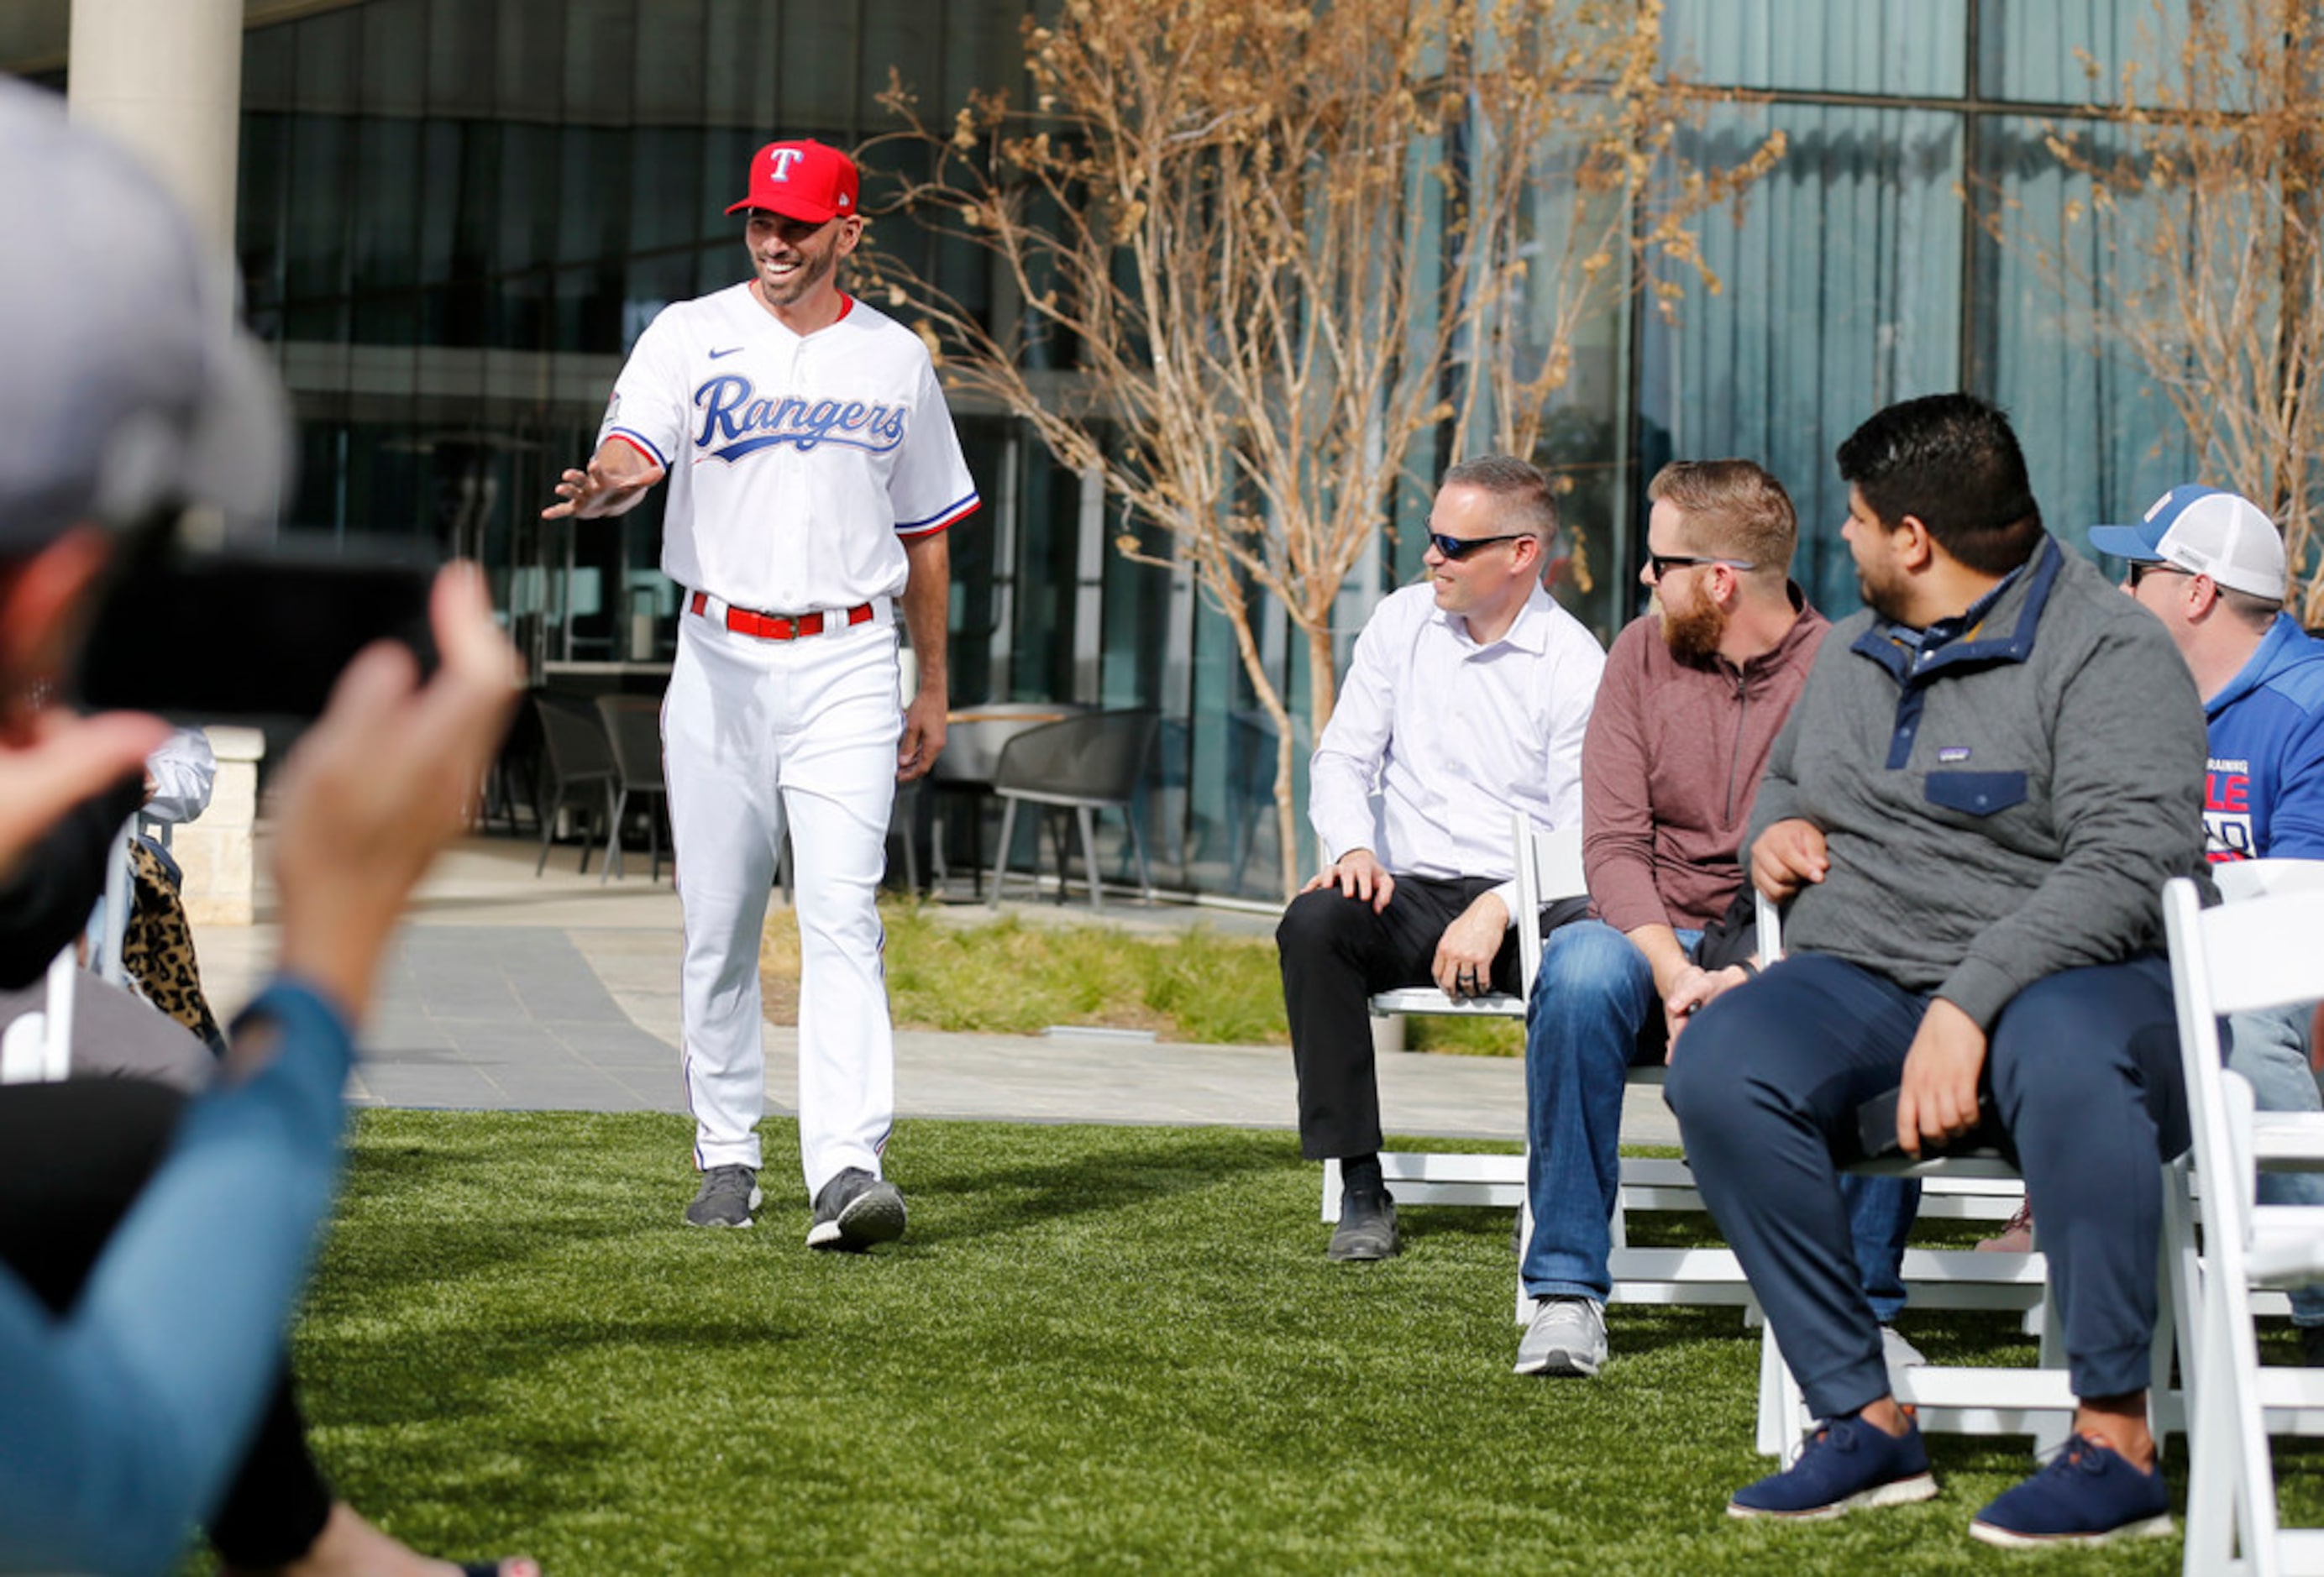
[0,80,527,1577]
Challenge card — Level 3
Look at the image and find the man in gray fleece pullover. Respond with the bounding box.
[1666,394,2210,1548]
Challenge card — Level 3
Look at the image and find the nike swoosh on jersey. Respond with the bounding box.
[708,346,745,359]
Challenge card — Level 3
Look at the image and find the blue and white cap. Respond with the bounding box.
[2088,485,2286,601]
[0,78,288,554]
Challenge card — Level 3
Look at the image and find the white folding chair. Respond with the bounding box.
[0,948,79,1086]
[1320,811,1576,1226]
[1748,890,2154,1464]
[2164,872,2324,1576]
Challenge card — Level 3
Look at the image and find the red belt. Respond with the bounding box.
[689,590,874,641]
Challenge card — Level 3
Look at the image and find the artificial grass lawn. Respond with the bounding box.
[281,1113,2324,1574]
[759,902,1526,1056]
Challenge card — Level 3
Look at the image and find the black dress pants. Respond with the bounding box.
[1277,873,1584,1160]
[0,1079,334,1565]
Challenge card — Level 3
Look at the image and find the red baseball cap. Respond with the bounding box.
[726,139,859,224]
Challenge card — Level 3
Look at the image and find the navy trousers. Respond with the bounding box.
[1666,951,2186,1420]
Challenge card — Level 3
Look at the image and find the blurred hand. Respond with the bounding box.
[269,563,520,1022]
[1303,848,1394,912]
[0,709,169,882]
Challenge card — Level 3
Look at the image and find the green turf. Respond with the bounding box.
[283,1111,2319,1574]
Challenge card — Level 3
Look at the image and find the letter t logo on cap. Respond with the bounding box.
[769,148,804,181]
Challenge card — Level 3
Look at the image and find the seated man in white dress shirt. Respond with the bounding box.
[1277,455,1606,1260]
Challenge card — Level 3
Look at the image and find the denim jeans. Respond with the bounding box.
[2228,1000,2324,1326]
[1521,919,1914,1316]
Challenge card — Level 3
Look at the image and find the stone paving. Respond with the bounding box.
[193,834,1681,1147]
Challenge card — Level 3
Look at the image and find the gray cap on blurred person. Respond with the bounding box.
[0,77,288,555]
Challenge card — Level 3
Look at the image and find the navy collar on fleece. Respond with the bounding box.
[1851,536,2062,687]
[1849,537,2064,770]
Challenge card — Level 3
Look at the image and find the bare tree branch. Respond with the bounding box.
[1983,0,2324,620]
[864,0,1783,899]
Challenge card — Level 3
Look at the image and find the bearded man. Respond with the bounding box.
[1514,460,1912,1380]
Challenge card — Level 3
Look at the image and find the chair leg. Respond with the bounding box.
[1321,1157,1344,1223]
[1044,809,1070,904]
[989,795,1020,909]
[1077,804,1101,913]
[648,791,665,884]
[1121,799,1154,904]
[602,788,628,884]
[2032,1259,2071,1460]
[1759,1326,1812,1464]
[535,783,559,877]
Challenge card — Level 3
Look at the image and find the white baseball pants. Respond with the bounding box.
[663,601,900,1197]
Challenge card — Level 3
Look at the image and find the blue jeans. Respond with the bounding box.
[1522,920,1915,1317]
[2228,1001,2324,1326]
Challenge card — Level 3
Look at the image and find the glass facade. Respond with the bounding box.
[1645,0,2199,622]
[19,0,2215,898]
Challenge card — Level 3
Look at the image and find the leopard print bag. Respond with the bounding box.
[121,838,227,1058]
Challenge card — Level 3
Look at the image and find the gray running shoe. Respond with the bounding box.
[1327,1187,1399,1261]
[808,1166,908,1251]
[1513,1296,1607,1376]
[685,1164,761,1228]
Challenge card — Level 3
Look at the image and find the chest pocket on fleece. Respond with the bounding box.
[1924,770,2028,817]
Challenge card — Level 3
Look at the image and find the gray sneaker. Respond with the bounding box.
[1327,1187,1399,1261]
[1514,1296,1607,1376]
[685,1164,761,1229]
[808,1166,908,1251]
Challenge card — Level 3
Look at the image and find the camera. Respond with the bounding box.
[75,530,439,722]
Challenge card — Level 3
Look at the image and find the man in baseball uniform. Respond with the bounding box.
[544,139,978,1250]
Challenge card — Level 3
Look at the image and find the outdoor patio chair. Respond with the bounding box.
[987,708,1158,911]
[2164,864,2324,1577]
[531,692,617,878]
[594,694,669,884]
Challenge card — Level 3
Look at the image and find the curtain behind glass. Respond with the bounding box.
[1639,102,1965,617]
[1667,0,1968,96]
[1978,115,2194,558]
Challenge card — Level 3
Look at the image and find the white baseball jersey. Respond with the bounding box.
[599,284,980,612]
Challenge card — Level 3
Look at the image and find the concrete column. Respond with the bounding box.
[176,726,264,927]
[66,0,243,284]
[71,0,259,925]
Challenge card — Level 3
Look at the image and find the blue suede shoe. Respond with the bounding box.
[1969,1433,2172,1548]
[1729,1409,1938,1521]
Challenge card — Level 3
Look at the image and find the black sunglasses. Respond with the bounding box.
[2127,560,2194,589]
[1645,552,1756,584]
[1426,531,1531,561]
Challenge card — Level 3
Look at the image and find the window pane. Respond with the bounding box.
[633,0,706,124]
[494,0,569,122]
[1977,0,2193,106]
[1977,115,2195,553]
[780,11,858,133]
[1666,0,1968,97]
